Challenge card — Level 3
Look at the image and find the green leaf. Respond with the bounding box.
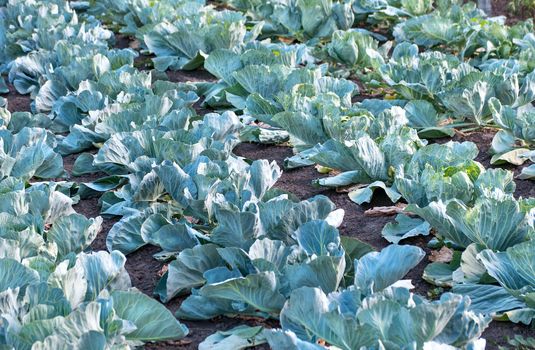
[518,164,535,180]
[106,212,148,255]
[79,251,129,301]
[340,236,375,261]
[349,181,401,205]
[111,290,189,341]
[47,214,102,258]
[294,220,342,257]
[382,214,431,244]
[354,244,425,295]
[161,244,225,302]
[200,271,286,314]
[478,240,535,291]
[0,259,40,292]
[446,195,528,251]
[199,325,266,350]
[490,148,531,166]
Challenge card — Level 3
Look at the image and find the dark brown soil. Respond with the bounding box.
[491,0,535,23]
[114,33,139,50]
[165,69,217,116]
[1,80,32,113]
[63,152,116,251]
[461,0,534,24]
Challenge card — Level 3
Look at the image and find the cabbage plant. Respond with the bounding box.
[0,252,188,348]
[393,2,534,61]
[0,178,189,347]
[319,28,387,79]
[453,239,535,325]
[55,73,199,154]
[379,43,535,126]
[393,144,535,323]
[88,0,205,35]
[263,244,490,350]
[488,98,535,166]
[1,0,534,346]
[143,7,263,71]
[0,127,64,180]
[393,142,523,246]
[353,0,435,25]
[277,105,424,204]
[200,42,314,110]
[9,47,137,113]
[172,220,352,319]
[0,0,112,70]
[224,0,355,41]
[201,42,359,144]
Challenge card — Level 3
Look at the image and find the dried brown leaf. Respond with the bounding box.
[429,246,454,263]
[364,204,408,217]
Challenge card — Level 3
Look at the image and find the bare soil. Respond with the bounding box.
[491,0,535,23]
[1,80,32,113]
